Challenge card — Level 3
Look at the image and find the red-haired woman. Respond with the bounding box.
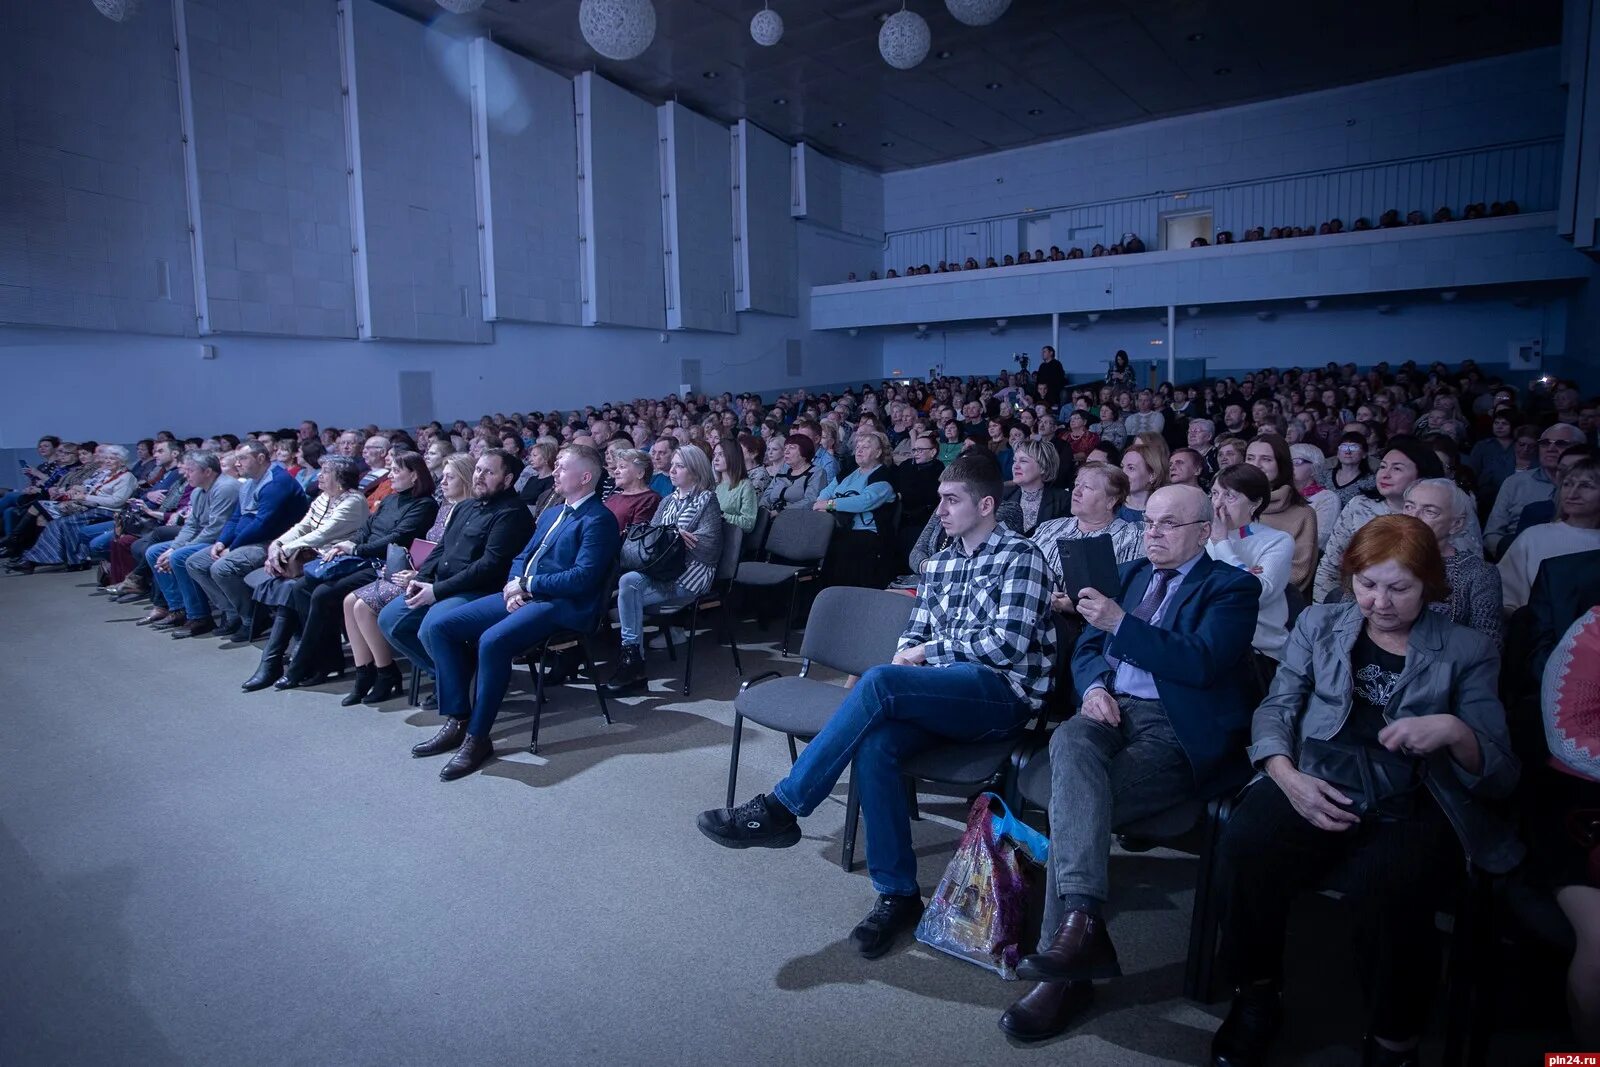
[1211,515,1520,1067]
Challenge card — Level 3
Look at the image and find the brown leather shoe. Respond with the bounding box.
[136,607,171,627]
[151,611,188,631]
[1015,910,1122,983]
[171,617,216,640]
[998,980,1094,1042]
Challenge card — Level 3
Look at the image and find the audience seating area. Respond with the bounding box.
[4,352,1597,1064]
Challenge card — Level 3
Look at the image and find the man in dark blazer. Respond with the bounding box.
[412,444,620,781]
[377,449,534,692]
[999,484,1261,1041]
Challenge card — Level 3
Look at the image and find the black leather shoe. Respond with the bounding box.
[850,893,925,959]
[999,980,1095,1042]
[171,617,216,640]
[601,644,647,693]
[341,664,376,706]
[411,718,467,758]
[362,663,403,704]
[697,794,801,850]
[242,656,284,692]
[1017,911,1122,983]
[421,692,438,711]
[439,734,493,780]
[1209,981,1283,1067]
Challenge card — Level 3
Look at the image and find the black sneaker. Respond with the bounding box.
[850,893,924,959]
[696,794,801,849]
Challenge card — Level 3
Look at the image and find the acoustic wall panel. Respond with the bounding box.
[658,103,735,333]
[472,38,581,326]
[792,145,884,243]
[734,120,798,317]
[343,0,488,343]
[186,0,356,338]
[576,72,664,329]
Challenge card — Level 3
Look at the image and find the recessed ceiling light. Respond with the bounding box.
[832,120,847,128]
[773,97,787,105]
[985,81,1003,90]
[1187,32,1205,42]
[936,50,952,59]
[880,140,895,147]
[1027,108,1043,116]
[1214,67,1232,75]
[702,70,718,79]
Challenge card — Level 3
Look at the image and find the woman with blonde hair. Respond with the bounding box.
[1118,434,1169,521]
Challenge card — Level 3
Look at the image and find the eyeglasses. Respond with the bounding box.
[1145,518,1208,535]
[1538,438,1568,447]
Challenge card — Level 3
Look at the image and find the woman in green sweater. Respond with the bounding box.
[713,438,757,534]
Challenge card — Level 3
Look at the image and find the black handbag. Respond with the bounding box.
[1297,738,1425,822]
[620,522,687,581]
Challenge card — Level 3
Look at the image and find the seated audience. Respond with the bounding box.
[1118,435,1168,521]
[1000,485,1259,1040]
[712,438,758,534]
[377,449,533,696]
[1245,436,1317,594]
[1328,432,1377,504]
[1207,463,1295,664]
[358,435,393,511]
[604,448,662,531]
[1213,516,1519,1067]
[1485,423,1586,556]
[1400,478,1503,646]
[1289,442,1341,550]
[1167,447,1205,489]
[141,452,241,630]
[1002,440,1069,536]
[739,434,770,498]
[412,444,619,780]
[1499,457,1600,613]
[1314,437,1442,603]
[1034,463,1147,600]
[11,444,138,572]
[700,454,1055,961]
[809,430,895,589]
[648,438,675,498]
[760,434,826,513]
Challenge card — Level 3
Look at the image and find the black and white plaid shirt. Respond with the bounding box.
[902,524,1056,708]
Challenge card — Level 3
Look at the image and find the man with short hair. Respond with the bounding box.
[379,450,534,701]
[336,431,363,462]
[701,453,1056,959]
[1036,345,1066,406]
[999,484,1260,1041]
[412,444,620,781]
[1187,418,1219,486]
[1123,390,1164,438]
[1168,447,1204,488]
[181,441,307,639]
[648,438,674,497]
[1484,422,1586,555]
[143,452,241,629]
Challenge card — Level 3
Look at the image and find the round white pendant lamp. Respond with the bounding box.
[92,0,140,22]
[751,6,784,47]
[944,0,1011,27]
[879,8,931,70]
[579,0,658,61]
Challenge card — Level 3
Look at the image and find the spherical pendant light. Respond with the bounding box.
[92,0,140,22]
[579,0,657,61]
[435,0,487,13]
[944,0,1011,27]
[751,6,784,47]
[879,9,931,70]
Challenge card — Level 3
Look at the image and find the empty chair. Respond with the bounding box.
[731,507,834,655]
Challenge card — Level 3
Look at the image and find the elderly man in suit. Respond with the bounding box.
[1000,483,1262,1041]
[412,444,621,781]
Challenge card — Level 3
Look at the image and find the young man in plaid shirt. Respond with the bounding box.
[698,453,1055,957]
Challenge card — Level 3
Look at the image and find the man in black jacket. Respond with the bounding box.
[1035,345,1066,406]
[377,450,534,689]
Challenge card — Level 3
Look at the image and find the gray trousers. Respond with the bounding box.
[186,543,267,623]
[1039,694,1198,947]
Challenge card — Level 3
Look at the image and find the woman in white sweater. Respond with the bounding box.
[12,444,138,571]
[1500,457,1600,612]
[1206,462,1295,661]
[263,457,369,578]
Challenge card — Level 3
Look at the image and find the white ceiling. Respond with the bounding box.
[379,0,1562,171]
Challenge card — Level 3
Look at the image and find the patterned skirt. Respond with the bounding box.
[352,575,407,614]
[22,508,114,565]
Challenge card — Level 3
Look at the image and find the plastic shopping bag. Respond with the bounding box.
[915,791,1049,979]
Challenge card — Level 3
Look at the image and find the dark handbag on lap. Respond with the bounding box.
[1297,738,1425,822]
[302,554,375,582]
[619,522,686,581]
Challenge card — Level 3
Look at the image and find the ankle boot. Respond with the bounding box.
[363,663,404,704]
[242,613,295,692]
[602,644,647,693]
[341,664,377,706]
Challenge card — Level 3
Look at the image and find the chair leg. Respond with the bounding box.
[1443,871,1492,1067]
[583,638,612,726]
[408,663,421,706]
[841,769,861,872]
[661,620,677,662]
[529,647,548,755]
[786,735,799,764]
[726,713,745,808]
[904,777,921,821]
[781,577,800,656]
[722,606,743,677]
[681,603,698,696]
[1185,798,1232,1003]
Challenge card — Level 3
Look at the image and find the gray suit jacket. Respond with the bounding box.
[172,475,241,547]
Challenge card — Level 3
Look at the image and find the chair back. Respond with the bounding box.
[798,587,915,676]
[1284,583,1309,633]
[763,507,834,565]
[714,521,743,584]
[745,506,772,560]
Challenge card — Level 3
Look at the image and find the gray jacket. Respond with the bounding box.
[1248,602,1523,873]
[172,475,241,548]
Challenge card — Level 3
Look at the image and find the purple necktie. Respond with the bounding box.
[1105,567,1177,671]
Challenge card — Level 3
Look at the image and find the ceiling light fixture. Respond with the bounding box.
[833,120,847,128]
[702,70,718,79]
[1186,32,1205,41]
[436,0,487,11]
[936,50,953,59]
[751,3,784,47]
[945,0,1012,27]
[1214,66,1232,75]
[879,6,931,70]
[92,0,140,19]
[985,81,1003,90]
[1026,108,1043,115]
[880,140,895,147]
[578,0,657,61]
[773,97,788,105]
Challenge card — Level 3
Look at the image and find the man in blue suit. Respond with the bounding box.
[413,443,620,781]
[1000,484,1261,1042]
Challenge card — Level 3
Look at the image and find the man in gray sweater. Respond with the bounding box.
[140,451,240,629]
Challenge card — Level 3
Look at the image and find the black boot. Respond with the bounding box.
[242,613,295,692]
[362,663,404,704]
[1210,980,1283,1067]
[341,664,377,706]
[602,644,647,693]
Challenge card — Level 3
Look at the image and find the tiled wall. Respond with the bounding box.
[0,0,196,336]
[659,103,735,333]
[188,0,356,338]
[794,146,884,243]
[735,121,798,316]
[578,72,665,330]
[477,38,581,327]
[346,0,489,343]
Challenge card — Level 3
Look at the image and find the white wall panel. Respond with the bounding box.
[577,72,664,330]
[735,121,798,316]
[659,103,734,333]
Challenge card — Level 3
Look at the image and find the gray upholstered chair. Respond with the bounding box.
[731,507,835,655]
[643,522,744,696]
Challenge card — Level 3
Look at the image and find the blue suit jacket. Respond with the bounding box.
[508,495,621,627]
[221,466,308,548]
[1072,552,1261,795]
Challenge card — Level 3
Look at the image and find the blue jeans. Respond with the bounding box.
[424,594,591,739]
[771,663,1031,897]
[616,570,693,647]
[378,592,484,679]
[84,521,117,559]
[152,541,214,618]
[0,490,28,535]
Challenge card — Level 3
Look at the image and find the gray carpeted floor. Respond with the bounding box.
[0,571,1549,1065]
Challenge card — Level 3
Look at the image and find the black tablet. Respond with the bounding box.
[1056,535,1121,602]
